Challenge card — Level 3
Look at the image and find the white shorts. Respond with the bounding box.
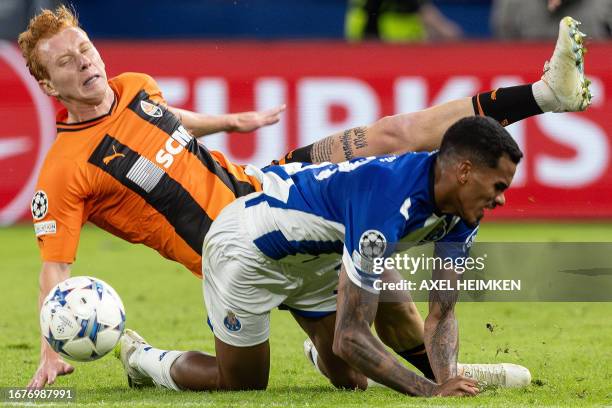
[202,195,340,347]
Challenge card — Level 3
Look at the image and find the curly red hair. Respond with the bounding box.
[17,5,80,81]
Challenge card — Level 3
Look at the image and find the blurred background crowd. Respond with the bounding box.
[2,0,612,42]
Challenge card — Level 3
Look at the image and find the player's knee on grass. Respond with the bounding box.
[375,301,424,351]
[291,312,367,390]
[214,337,271,391]
[314,337,368,390]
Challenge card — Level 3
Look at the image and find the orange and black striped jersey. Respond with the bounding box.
[32,72,261,277]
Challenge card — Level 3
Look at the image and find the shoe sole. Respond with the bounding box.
[560,17,592,110]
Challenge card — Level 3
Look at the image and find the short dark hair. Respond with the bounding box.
[438,116,523,168]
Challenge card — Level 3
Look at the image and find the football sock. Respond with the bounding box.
[273,144,313,165]
[131,345,183,391]
[472,84,544,126]
[397,344,436,381]
[307,342,325,376]
[532,79,564,112]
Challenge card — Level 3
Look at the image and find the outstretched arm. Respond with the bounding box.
[168,104,286,137]
[28,262,74,389]
[334,265,477,397]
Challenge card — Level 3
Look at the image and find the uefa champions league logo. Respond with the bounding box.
[359,230,387,260]
[31,190,49,220]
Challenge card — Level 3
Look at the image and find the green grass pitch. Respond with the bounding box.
[1,223,611,407]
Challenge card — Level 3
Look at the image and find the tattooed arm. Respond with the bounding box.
[311,126,371,163]
[308,97,475,163]
[424,265,461,383]
[334,265,478,397]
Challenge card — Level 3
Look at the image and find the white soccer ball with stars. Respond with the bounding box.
[31,190,48,220]
[40,276,126,362]
[359,229,387,259]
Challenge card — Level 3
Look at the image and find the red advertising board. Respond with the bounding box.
[1,40,611,222]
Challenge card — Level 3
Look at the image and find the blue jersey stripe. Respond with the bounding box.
[253,230,343,260]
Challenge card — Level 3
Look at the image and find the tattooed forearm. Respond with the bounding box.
[311,135,335,163]
[335,266,438,396]
[425,285,459,383]
[426,310,458,383]
[352,126,368,149]
[311,126,370,163]
[341,129,354,160]
[340,126,369,161]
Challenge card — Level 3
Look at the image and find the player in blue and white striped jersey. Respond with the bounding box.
[242,150,478,296]
[122,116,523,397]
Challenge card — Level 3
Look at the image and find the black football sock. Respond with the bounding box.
[472,84,543,126]
[397,344,435,381]
[272,144,313,165]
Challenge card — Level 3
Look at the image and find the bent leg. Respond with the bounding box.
[282,26,591,165]
[374,268,434,380]
[292,311,368,390]
[375,268,424,351]
[163,338,269,391]
[215,338,270,390]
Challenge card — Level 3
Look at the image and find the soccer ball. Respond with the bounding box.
[40,276,125,362]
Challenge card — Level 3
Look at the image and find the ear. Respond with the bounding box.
[457,160,472,185]
[38,79,59,97]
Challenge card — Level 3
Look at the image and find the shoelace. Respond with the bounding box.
[464,365,505,388]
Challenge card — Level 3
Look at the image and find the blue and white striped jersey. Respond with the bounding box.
[243,152,478,293]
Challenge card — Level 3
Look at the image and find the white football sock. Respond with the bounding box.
[309,343,325,376]
[130,345,183,391]
[532,80,559,112]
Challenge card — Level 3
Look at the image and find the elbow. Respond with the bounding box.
[372,112,430,155]
[373,115,405,154]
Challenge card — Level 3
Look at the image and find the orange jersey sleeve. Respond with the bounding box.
[33,149,86,263]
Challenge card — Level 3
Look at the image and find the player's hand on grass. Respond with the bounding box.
[433,376,479,397]
[28,355,74,389]
[228,104,286,132]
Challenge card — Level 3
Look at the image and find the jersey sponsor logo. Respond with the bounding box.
[155,125,192,169]
[34,220,56,236]
[102,145,126,165]
[0,42,55,225]
[223,311,242,332]
[31,190,49,220]
[89,134,214,255]
[140,100,163,118]
[126,156,165,193]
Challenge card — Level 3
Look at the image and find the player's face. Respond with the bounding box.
[456,155,516,227]
[36,27,109,105]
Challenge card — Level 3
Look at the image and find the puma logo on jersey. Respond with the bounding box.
[155,126,192,169]
[140,100,163,118]
[103,145,126,165]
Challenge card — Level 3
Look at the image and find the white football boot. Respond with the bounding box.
[541,16,592,112]
[458,363,532,388]
[114,329,154,388]
[304,339,531,389]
